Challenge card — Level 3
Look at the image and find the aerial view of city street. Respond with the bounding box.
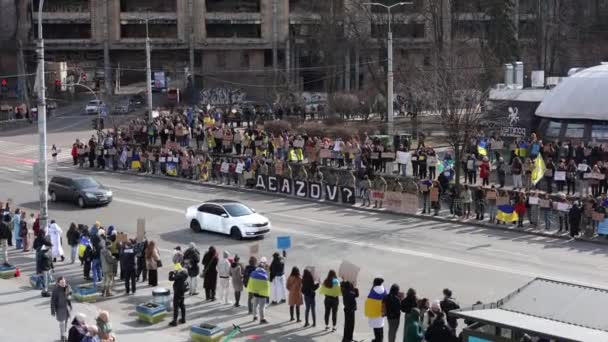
[2,0,608,341]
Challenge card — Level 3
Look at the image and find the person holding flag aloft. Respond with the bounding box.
[365,277,387,342]
[246,258,271,324]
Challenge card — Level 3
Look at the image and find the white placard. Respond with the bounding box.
[220,162,229,173]
[578,164,589,172]
[554,171,566,181]
[396,151,411,165]
[159,157,166,163]
[528,197,539,205]
[235,162,244,174]
[556,202,571,212]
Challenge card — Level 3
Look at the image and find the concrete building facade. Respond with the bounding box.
[1,0,608,102]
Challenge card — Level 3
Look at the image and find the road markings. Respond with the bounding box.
[0,174,604,288]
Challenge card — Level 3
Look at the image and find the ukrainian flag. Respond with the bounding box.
[166,162,178,177]
[78,236,91,259]
[531,156,546,185]
[246,268,270,297]
[496,205,518,223]
[364,289,386,318]
[477,139,488,156]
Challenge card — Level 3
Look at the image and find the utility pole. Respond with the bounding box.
[272,0,278,93]
[36,0,49,232]
[363,2,412,135]
[145,17,154,121]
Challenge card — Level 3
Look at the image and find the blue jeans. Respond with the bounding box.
[304,294,316,325]
[92,258,102,288]
[488,204,497,222]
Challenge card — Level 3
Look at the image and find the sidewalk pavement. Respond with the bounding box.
[73,165,608,246]
[0,249,348,342]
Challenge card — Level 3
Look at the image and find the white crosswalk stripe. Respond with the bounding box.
[0,140,72,162]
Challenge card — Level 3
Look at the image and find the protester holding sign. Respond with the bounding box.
[301,268,319,328]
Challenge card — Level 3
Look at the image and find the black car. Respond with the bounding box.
[48,176,112,208]
[129,94,145,107]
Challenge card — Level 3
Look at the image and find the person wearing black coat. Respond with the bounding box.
[384,284,402,342]
[341,280,359,342]
[424,312,459,342]
[401,288,418,316]
[120,240,137,295]
[569,201,583,238]
[66,223,80,264]
[37,240,54,296]
[183,242,200,296]
[243,256,257,314]
[0,214,11,266]
[168,265,189,326]
[202,246,218,301]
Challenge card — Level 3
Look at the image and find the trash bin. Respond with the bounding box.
[152,287,172,311]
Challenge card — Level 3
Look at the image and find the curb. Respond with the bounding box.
[75,166,608,246]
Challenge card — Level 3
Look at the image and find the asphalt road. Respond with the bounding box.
[1,111,608,341]
[1,160,608,341]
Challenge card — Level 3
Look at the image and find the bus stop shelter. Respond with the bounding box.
[452,278,608,342]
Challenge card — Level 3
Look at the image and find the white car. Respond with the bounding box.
[186,200,270,239]
[85,100,104,115]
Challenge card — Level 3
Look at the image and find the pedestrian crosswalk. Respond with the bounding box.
[0,140,73,164]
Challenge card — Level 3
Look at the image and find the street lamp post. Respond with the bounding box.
[36,0,49,232]
[363,2,412,135]
[145,17,154,121]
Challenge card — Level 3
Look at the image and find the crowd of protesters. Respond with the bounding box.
[66,105,608,240]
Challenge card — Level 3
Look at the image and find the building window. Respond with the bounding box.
[42,24,91,39]
[206,0,260,13]
[371,23,425,39]
[241,52,250,68]
[206,23,261,38]
[592,124,608,140]
[545,121,562,137]
[264,49,273,67]
[564,123,585,139]
[217,51,226,68]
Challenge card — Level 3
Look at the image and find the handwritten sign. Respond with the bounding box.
[136,218,146,242]
[528,197,539,205]
[554,171,566,181]
[396,151,411,165]
[539,199,551,208]
[371,191,385,200]
[220,162,229,173]
[235,162,244,174]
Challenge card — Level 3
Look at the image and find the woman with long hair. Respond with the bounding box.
[145,240,161,286]
[202,246,219,301]
[319,270,341,332]
[286,266,303,322]
[301,268,319,327]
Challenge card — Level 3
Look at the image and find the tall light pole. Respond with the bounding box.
[363,2,412,135]
[36,0,49,232]
[145,17,154,121]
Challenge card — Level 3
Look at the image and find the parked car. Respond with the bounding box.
[185,200,270,239]
[129,94,144,107]
[48,176,112,208]
[85,100,104,115]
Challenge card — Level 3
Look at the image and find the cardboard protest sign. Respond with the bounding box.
[117,232,129,243]
[338,261,360,286]
[381,152,395,159]
[554,171,566,181]
[528,197,540,205]
[235,162,244,174]
[539,199,551,208]
[371,191,385,200]
[430,188,440,202]
[486,191,497,200]
[249,244,259,256]
[136,218,146,241]
[319,149,332,159]
[396,151,411,165]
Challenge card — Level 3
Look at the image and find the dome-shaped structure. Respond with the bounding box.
[535,64,608,120]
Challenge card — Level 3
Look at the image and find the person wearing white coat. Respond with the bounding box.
[217,250,232,304]
[48,220,65,262]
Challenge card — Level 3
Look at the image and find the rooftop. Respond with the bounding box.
[452,278,608,342]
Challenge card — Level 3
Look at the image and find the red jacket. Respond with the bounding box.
[480,161,490,179]
[514,202,526,215]
[71,146,78,157]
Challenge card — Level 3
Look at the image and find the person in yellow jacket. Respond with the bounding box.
[319,270,341,331]
[246,260,270,324]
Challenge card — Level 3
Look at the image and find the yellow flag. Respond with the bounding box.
[531,156,546,186]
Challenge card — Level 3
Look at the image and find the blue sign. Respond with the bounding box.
[277,236,291,250]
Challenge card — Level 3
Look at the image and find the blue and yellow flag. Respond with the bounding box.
[246,268,270,297]
[477,139,488,156]
[531,156,546,186]
[497,205,518,223]
[364,289,386,318]
[78,236,91,259]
